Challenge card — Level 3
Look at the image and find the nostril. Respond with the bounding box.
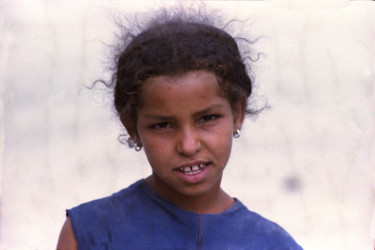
[178,141,201,155]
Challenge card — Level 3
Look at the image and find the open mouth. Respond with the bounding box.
[177,163,207,175]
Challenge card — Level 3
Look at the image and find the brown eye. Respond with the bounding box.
[152,122,171,129]
[200,114,219,123]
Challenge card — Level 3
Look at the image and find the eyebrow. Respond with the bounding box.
[194,104,225,117]
[143,104,225,120]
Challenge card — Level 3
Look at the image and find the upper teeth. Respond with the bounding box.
[179,164,206,174]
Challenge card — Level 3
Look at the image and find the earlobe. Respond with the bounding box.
[129,133,143,151]
[122,120,142,150]
[233,129,241,138]
[233,99,247,129]
[128,131,142,150]
[134,142,143,151]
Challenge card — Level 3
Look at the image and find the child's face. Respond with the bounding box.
[134,70,244,202]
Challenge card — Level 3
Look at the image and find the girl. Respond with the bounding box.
[57,9,302,249]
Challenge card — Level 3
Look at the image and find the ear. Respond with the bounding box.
[233,99,247,131]
[121,116,142,146]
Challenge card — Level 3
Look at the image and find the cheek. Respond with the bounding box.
[208,125,233,154]
[141,135,171,162]
[143,141,166,156]
[140,129,168,148]
[142,145,162,170]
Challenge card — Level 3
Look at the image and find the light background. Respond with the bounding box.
[1,0,375,249]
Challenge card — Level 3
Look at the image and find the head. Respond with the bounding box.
[112,15,255,148]
[104,11,262,208]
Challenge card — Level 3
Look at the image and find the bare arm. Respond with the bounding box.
[56,217,78,250]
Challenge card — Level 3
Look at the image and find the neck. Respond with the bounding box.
[145,175,234,214]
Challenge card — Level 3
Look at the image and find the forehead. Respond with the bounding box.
[145,70,217,90]
[138,70,227,113]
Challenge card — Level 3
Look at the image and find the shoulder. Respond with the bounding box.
[68,179,145,217]
[222,201,303,249]
[56,217,78,249]
[66,180,148,246]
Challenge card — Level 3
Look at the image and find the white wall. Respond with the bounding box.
[1,0,374,249]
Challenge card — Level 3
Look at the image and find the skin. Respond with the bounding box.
[131,70,245,213]
[57,70,246,248]
[56,217,78,249]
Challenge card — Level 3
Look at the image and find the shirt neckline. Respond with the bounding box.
[138,178,243,216]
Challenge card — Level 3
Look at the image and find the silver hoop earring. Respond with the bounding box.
[134,143,142,152]
[233,129,240,138]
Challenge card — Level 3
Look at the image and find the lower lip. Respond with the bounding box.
[174,165,210,184]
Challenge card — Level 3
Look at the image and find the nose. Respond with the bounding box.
[176,126,202,156]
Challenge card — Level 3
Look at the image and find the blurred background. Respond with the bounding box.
[1,0,374,249]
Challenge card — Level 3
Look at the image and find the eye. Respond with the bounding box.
[200,114,220,123]
[151,122,171,129]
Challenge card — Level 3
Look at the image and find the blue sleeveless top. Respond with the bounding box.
[67,179,302,249]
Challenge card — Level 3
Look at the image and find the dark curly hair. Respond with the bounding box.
[104,9,261,148]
